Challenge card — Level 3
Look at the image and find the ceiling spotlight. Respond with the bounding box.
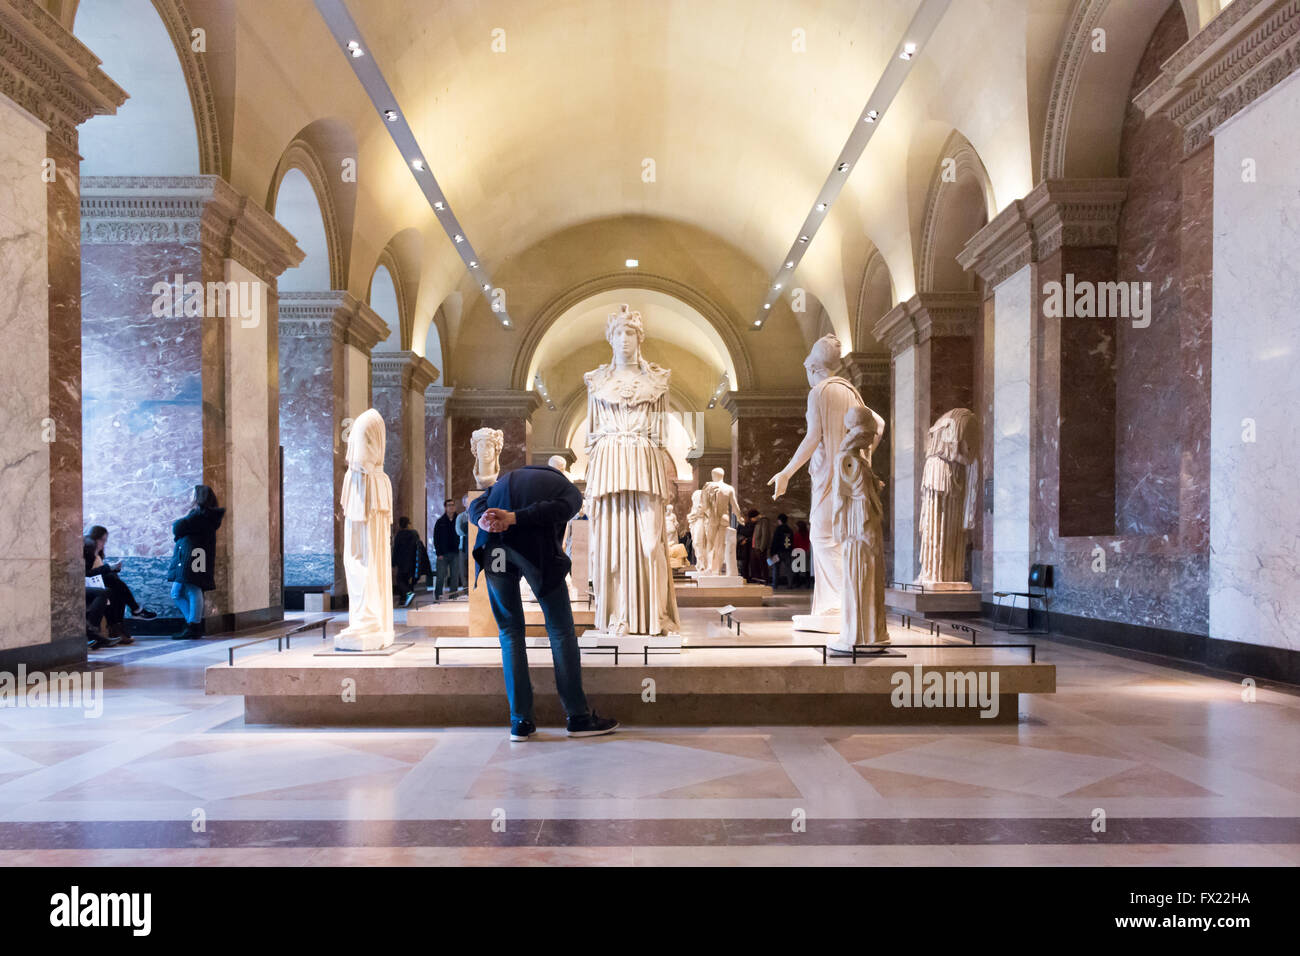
[763,303,771,310]
[837,162,850,172]
[625,258,639,268]
[753,320,762,327]
[468,260,478,267]
[411,158,424,171]
[816,202,827,212]
[900,42,917,60]
[774,283,782,290]
[864,109,879,123]
[798,235,809,243]
[384,109,398,122]
[482,283,490,291]
[433,201,445,211]
[453,234,464,244]
[785,260,794,268]
[502,319,511,328]
[347,40,364,58]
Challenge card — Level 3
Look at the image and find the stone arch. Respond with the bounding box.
[854,249,895,350]
[368,231,422,351]
[1039,0,1190,181]
[266,132,349,290]
[510,272,756,391]
[918,131,994,293]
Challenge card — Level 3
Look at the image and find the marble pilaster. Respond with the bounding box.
[372,351,439,539]
[722,391,809,524]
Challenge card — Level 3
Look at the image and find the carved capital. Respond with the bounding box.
[445,387,539,419]
[371,350,440,393]
[721,390,808,420]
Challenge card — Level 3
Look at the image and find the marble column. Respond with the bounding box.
[445,388,539,501]
[425,385,452,529]
[0,0,123,666]
[721,391,809,523]
[278,292,387,591]
[874,295,979,583]
[80,177,304,629]
[372,351,439,539]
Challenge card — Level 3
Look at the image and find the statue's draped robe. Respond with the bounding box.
[584,361,680,636]
[832,437,888,650]
[805,376,868,617]
[338,408,395,647]
[917,409,979,584]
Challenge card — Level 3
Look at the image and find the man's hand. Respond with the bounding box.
[767,471,790,500]
[477,508,516,533]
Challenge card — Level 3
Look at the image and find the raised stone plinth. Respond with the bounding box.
[675,582,772,607]
[885,587,983,616]
[408,601,595,637]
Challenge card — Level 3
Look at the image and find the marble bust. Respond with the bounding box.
[583,304,680,636]
[471,426,504,489]
[335,408,395,651]
[918,408,980,589]
[700,467,741,577]
[832,405,889,651]
[769,333,884,632]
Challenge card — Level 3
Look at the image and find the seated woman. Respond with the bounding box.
[84,526,157,628]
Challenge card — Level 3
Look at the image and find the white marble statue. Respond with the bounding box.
[768,333,884,632]
[336,408,395,651]
[918,408,980,588]
[583,304,680,636]
[687,488,707,569]
[832,405,889,651]
[471,426,504,489]
[701,467,741,577]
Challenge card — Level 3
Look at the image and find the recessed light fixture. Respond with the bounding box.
[433,201,445,210]
[411,158,424,171]
[763,303,771,310]
[347,40,364,58]
[816,202,827,212]
[482,283,490,291]
[384,109,398,122]
[753,320,762,327]
[468,260,477,267]
[785,260,794,268]
[900,42,917,60]
[774,283,782,290]
[837,162,850,172]
[453,234,464,244]
[798,235,809,243]
[625,259,639,268]
[864,109,879,123]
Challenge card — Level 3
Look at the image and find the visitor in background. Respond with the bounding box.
[391,516,424,607]
[770,513,795,589]
[166,485,224,640]
[793,519,812,589]
[745,509,770,583]
[736,510,753,576]
[455,493,471,591]
[84,525,156,640]
[470,463,617,741]
[432,497,459,599]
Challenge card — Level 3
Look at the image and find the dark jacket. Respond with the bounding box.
[770,521,795,556]
[166,485,225,591]
[432,513,459,557]
[392,528,423,580]
[83,537,100,576]
[468,465,582,596]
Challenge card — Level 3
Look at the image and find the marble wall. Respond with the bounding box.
[372,385,405,508]
[991,266,1032,595]
[425,391,448,532]
[81,241,204,613]
[1208,68,1300,653]
[891,346,917,583]
[732,414,810,525]
[279,328,335,587]
[0,95,52,651]
[448,416,528,502]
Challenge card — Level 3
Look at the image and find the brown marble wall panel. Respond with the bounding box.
[199,243,233,617]
[1115,1,1188,538]
[447,416,528,502]
[372,385,405,506]
[47,139,85,644]
[81,240,205,612]
[425,405,447,531]
[734,415,810,525]
[927,337,975,421]
[978,295,996,595]
[278,332,335,586]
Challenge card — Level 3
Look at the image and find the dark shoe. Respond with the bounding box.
[89,634,121,649]
[566,711,619,738]
[132,607,157,620]
[402,591,415,608]
[171,622,204,640]
[509,719,537,742]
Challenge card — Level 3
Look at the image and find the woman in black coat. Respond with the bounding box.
[166,485,225,639]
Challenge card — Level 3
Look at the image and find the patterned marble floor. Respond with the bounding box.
[1,601,1297,866]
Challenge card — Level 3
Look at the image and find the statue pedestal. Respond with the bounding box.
[915,580,974,592]
[581,630,683,654]
[693,574,745,588]
[334,630,395,652]
[465,490,497,637]
[792,613,839,634]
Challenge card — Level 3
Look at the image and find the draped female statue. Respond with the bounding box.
[917,408,979,588]
[336,408,395,650]
[583,305,680,637]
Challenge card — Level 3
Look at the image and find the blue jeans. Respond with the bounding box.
[170,581,203,623]
[484,566,590,724]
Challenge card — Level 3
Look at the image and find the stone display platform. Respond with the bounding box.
[206,623,1055,727]
[674,582,772,607]
[407,601,596,637]
[885,587,983,616]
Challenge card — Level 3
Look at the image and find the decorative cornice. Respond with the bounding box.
[957,179,1127,286]
[532,447,577,467]
[872,293,979,355]
[1040,0,1109,182]
[424,385,454,417]
[346,300,389,354]
[81,175,304,281]
[0,0,126,151]
[843,351,891,391]
[1135,0,1300,156]
[721,390,808,420]
[371,350,439,392]
[277,290,390,352]
[445,387,540,419]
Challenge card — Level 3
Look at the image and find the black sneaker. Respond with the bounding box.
[509,719,537,742]
[566,712,619,738]
[132,607,157,620]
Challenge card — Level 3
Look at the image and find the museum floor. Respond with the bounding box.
[1,598,1297,867]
